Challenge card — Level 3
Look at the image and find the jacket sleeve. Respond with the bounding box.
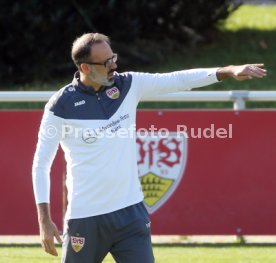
[130,68,219,101]
[32,104,63,204]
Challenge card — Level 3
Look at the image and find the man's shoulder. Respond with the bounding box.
[115,71,145,78]
[114,71,134,89]
[116,71,151,81]
[45,84,77,112]
[112,72,134,96]
[114,71,132,80]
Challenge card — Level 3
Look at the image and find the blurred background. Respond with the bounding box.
[1,0,275,104]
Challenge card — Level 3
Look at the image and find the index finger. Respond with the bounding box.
[251,63,265,68]
[54,228,63,244]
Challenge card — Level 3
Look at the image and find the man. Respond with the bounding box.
[32,32,266,263]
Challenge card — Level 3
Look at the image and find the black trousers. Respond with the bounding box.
[61,202,154,263]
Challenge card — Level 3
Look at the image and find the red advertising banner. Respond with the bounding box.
[0,110,276,235]
[0,111,64,235]
[138,110,276,235]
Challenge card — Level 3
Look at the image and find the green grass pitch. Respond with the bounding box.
[1,245,276,263]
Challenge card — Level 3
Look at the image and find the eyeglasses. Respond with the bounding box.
[82,54,118,68]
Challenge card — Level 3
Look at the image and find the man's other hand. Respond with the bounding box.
[217,64,267,81]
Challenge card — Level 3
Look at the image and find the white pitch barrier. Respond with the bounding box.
[1,90,276,110]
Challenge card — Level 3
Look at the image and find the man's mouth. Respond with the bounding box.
[108,71,115,79]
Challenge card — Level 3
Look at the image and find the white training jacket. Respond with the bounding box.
[32,69,219,220]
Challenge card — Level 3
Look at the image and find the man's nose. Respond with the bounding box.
[111,61,117,70]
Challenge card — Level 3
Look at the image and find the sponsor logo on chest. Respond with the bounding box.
[74,100,86,107]
[106,87,120,99]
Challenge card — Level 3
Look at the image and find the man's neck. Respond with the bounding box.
[80,73,102,91]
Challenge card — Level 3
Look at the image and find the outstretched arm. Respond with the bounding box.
[131,63,267,101]
[216,64,267,81]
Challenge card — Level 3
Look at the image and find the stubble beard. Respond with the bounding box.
[90,70,115,87]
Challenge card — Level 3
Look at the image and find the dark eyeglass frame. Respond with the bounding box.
[80,53,118,68]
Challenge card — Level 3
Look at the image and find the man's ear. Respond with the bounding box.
[79,63,91,74]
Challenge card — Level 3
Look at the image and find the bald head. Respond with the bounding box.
[71,33,110,68]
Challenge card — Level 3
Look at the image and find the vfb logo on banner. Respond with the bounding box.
[136,133,187,214]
